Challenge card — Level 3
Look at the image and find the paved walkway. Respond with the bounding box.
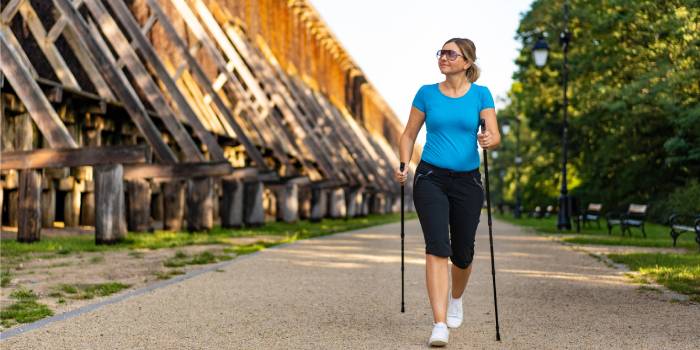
[2,217,698,349]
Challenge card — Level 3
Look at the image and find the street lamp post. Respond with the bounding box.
[532,0,572,230]
[514,118,522,219]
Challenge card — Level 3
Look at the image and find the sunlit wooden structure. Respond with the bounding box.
[0,0,416,243]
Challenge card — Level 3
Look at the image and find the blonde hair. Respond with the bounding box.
[444,38,480,82]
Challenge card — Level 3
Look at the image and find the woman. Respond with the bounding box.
[395,38,500,347]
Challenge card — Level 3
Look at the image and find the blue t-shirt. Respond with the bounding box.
[412,83,495,171]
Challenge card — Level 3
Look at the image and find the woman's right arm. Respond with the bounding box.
[395,106,425,184]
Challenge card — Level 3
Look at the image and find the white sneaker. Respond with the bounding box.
[428,322,449,347]
[446,295,463,328]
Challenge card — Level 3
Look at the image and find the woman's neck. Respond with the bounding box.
[442,74,470,93]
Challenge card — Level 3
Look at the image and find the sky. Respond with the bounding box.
[308,0,535,144]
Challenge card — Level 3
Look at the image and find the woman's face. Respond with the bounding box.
[438,42,470,76]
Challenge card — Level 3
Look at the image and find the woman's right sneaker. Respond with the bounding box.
[428,322,449,347]
[446,295,463,328]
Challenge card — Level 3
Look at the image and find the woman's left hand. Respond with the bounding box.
[478,130,495,150]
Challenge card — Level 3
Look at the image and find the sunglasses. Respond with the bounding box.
[436,49,465,61]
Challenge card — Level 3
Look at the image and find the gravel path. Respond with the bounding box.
[2,216,698,349]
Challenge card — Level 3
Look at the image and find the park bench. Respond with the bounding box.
[544,205,555,218]
[668,214,700,249]
[530,206,543,218]
[606,204,648,237]
[581,203,603,228]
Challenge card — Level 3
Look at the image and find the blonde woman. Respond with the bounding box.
[395,38,500,347]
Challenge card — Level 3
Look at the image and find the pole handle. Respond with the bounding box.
[479,119,486,134]
[399,162,405,172]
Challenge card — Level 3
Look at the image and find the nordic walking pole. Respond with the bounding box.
[480,119,501,341]
[400,162,406,313]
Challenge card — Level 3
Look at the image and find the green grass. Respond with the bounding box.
[496,213,700,301]
[495,213,698,249]
[223,239,286,256]
[1,287,53,327]
[0,213,416,259]
[49,282,130,300]
[163,251,233,267]
[1,270,11,287]
[607,253,700,302]
[154,270,185,280]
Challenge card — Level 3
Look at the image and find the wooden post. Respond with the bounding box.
[41,179,56,228]
[298,185,311,220]
[361,192,371,217]
[8,190,19,226]
[126,179,151,232]
[186,177,213,231]
[163,180,185,231]
[80,182,95,226]
[94,164,125,244]
[221,179,244,228]
[275,183,299,223]
[17,169,41,242]
[371,193,386,215]
[212,180,221,225]
[64,182,81,227]
[310,188,328,222]
[243,181,265,226]
[150,182,163,222]
[345,187,362,218]
[328,187,346,219]
[80,127,101,227]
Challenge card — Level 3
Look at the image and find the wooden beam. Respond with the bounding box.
[60,23,116,101]
[83,0,204,162]
[169,0,297,171]
[0,0,25,24]
[144,0,267,169]
[52,0,178,163]
[122,161,233,180]
[45,16,68,44]
[0,145,148,170]
[0,31,78,148]
[18,1,81,89]
[207,5,335,181]
[105,0,226,162]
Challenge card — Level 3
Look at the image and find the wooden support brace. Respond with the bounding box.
[0,145,147,170]
[0,31,77,148]
[122,161,232,180]
[53,0,178,163]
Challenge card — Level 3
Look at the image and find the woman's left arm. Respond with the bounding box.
[477,108,500,150]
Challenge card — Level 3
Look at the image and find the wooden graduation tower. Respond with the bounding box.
[0,0,414,243]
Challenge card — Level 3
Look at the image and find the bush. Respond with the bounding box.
[649,179,700,223]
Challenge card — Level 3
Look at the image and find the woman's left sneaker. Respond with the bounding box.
[428,322,449,347]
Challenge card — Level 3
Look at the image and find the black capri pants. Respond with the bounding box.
[412,160,484,269]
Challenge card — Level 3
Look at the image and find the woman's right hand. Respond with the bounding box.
[395,166,409,184]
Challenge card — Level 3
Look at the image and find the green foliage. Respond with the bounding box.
[649,179,700,222]
[500,0,700,219]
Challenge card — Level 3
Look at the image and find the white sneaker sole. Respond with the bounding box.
[446,318,462,328]
[429,338,448,347]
